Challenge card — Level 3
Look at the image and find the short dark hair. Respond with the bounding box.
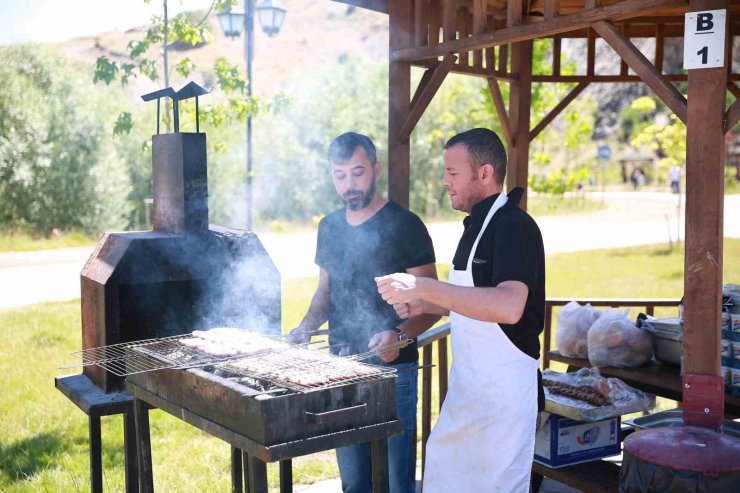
[328,132,377,165]
[444,128,507,185]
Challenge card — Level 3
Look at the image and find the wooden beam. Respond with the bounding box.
[401,55,456,139]
[443,0,456,41]
[729,82,740,98]
[683,0,728,427]
[458,6,470,66]
[487,78,514,148]
[530,83,589,140]
[726,98,740,133]
[587,27,596,76]
[485,14,496,69]
[592,20,687,123]
[392,0,686,62]
[655,23,665,74]
[531,74,709,82]
[415,0,429,47]
[498,44,508,73]
[473,0,486,67]
[553,37,561,75]
[508,40,533,209]
[544,0,559,20]
[389,0,413,208]
[429,0,441,45]
[508,0,523,27]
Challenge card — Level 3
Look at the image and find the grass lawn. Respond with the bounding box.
[0,230,96,252]
[1,239,739,492]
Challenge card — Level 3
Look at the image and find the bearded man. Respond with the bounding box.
[289,132,439,493]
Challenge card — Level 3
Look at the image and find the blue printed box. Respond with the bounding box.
[534,414,621,468]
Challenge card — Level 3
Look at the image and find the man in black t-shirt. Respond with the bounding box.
[376,128,545,492]
[289,132,439,493]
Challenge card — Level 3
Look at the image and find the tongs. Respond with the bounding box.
[350,338,415,362]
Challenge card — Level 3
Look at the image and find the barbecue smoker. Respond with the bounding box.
[74,83,402,492]
[80,83,280,392]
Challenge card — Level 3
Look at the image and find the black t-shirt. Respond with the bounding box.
[451,188,546,410]
[316,201,436,364]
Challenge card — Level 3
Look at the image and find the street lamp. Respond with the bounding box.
[218,0,287,230]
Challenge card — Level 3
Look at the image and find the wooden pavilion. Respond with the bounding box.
[336,0,740,489]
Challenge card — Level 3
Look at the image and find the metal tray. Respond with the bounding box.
[544,389,656,422]
[624,409,740,439]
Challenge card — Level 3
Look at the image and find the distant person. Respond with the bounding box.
[288,132,440,493]
[631,168,643,191]
[669,165,681,194]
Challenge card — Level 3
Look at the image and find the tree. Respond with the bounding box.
[92,0,260,135]
[0,46,132,234]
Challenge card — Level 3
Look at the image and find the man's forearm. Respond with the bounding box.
[399,313,442,339]
[421,300,450,317]
[298,288,329,331]
[417,278,526,324]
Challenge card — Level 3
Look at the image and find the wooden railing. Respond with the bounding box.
[413,297,681,479]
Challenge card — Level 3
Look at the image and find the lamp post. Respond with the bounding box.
[218,0,287,230]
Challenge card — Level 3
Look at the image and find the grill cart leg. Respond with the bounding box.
[123,410,139,493]
[231,447,243,493]
[133,398,154,493]
[279,459,292,493]
[245,454,268,493]
[370,438,390,493]
[89,416,103,493]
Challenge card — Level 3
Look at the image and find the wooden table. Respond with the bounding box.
[546,350,740,417]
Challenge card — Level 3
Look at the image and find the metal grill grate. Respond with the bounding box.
[217,349,397,393]
[61,331,290,376]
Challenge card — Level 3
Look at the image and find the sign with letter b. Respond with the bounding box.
[683,9,726,70]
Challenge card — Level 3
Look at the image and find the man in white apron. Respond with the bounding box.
[376,128,545,492]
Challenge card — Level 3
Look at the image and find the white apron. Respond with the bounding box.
[423,192,539,493]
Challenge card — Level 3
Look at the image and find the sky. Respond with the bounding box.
[0,0,214,45]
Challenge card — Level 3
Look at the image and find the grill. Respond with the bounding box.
[66,87,403,492]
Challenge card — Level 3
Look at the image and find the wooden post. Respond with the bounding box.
[683,0,728,428]
[389,0,413,208]
[508,40,533,209]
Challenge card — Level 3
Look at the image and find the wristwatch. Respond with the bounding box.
[393,326,408,342]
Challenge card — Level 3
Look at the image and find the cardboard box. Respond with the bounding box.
[534,414,621,468]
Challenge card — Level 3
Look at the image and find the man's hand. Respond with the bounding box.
[375,273,420,305]
[368,330,400,363]
[393,300,425,319]
[286,327,310,344]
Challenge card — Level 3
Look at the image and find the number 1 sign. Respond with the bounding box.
[684,9,726,70]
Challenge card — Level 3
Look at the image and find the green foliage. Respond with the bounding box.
[113,112,134,135]
[92,1,256,136]
[0,46,132,234]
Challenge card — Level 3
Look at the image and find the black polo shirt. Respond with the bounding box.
[451,187,546,409]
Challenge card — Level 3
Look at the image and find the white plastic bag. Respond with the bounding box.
[587,308,653,367]
[556,301,601,359]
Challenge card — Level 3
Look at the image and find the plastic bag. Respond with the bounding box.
[555,301,601,358]
[587,308,653,367]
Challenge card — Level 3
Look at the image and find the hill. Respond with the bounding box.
[57,1,389,103]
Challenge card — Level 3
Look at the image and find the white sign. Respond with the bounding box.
[684,9,726,70]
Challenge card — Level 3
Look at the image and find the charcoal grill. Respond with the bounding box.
[124,342,404,493]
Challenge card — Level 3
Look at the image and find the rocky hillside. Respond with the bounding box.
[58,1,389,103]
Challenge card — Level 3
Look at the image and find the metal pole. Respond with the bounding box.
[245,0,254,230]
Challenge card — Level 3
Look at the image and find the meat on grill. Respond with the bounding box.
[542,379,612,407]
